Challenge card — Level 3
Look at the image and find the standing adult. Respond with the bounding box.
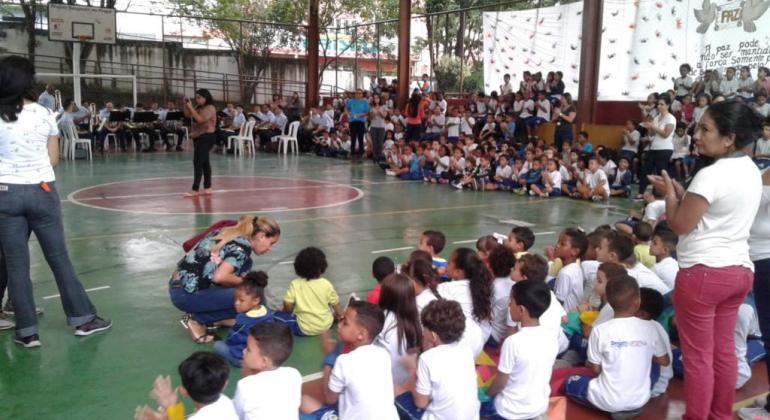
[37,84,56,112]
[404,91,425,142]
[169,216,280,343]
[183,89,217,198]
[0,56,111,348]
[346,89,369,157]
[648,101,763,420]
[638,93,676,198]
[738,165,770,420]
[553,92,576,150]
[369,94,386,163]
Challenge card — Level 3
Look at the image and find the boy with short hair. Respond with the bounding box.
[635,287,674,398]
[367,256,396,304]
[650,227,679,290]
[235,323,302,419]
[574,158,608,201]
[553,228,588,313]
[596,232,671,296]
[418,230,448,279]
[632,222,656,269]
[484,280,559,419]
[508,226,535,259]
[301,301,398,420]
[565,275,670,415]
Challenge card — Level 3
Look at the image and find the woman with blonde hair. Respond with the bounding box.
[169,215,280,342]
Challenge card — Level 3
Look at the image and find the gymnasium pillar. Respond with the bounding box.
[397,0,411,111]
[306,0,320,109]
[577,0,603,127]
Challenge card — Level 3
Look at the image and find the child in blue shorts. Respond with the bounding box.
[514,159,543,195]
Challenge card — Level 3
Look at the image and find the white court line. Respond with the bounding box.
[278,261,294,265]
[371,246,414,254]
[452,231,555,244]
[43,285,111,300]
[499,219,535,227]
[302,372,323,383]
[74,185,348,202]
[535,231,556,235]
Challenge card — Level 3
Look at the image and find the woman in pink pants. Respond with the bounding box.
[649,100,764,420]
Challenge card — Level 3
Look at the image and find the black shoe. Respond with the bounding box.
[75,316,112,336]
[141,148,156,153]
[175,147,184,152]
[14,334,41,348]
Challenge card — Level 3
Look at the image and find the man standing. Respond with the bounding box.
[37,84,56,111]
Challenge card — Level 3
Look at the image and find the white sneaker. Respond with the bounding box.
[385,170,396,176]
[452,182,464,190]
[737,406,770,420]
[0,317,14,330]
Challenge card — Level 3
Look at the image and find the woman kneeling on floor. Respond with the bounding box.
[169,215,280,343]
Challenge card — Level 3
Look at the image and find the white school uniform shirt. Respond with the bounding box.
[593,303,615,327]
[491,276,515,341]
[736,303,762,389]
[427,114,446,134]
[601,160,617,178]
[650,320,674,398]
[737,77,755,99]
[519,100,535,118]
[750,168,770,262]
[587,317,668,412]
[671,134,690,159]
[0,103,59,184]
[581,260,602,308]
[674,76,693,97]
[627,262,671,295]
[416,288,438,314]
[756,138,770,156]
[643,200,666,224]
[460,116,475,135]
[416,342,480,420]
[650,113,677,151]
[507,289,569,355]
[233,367,302,420]
[693,106,707,124]
[611,169,630,188]
[328,344,399,420]
[653,257,679,290]
[189,395,238,420]
[437,280,493,344]
[678,156,762,270]
[720,78,739,98]
[513,100,524,114]
[536,99,551,120]
[547,170,562,189]
[446,116,460,137]
[623,130,640,152]
[495,165,512,180]
[375,310,411,385]
[587,169,608,190]
[554,262,584,313]
[435,156,451,176]
[755,103,770,118]
[494,325,558,419]
[559,165,572,182]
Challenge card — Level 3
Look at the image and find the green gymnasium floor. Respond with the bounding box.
[0,151,764,419]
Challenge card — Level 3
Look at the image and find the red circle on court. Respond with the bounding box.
[67,176,364,215]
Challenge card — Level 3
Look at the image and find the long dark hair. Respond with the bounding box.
[378,273,422,353]
[0,56,36,122]
[407,92,421,118]
[195,89,214,107]
[452,248,493,322]
[407,258,440,299]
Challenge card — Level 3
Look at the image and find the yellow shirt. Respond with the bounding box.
[284,277,340,336]
[634,244,656,269]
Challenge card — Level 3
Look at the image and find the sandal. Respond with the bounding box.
[180,315,214,344]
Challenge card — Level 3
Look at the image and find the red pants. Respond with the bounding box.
[674,264,753,420]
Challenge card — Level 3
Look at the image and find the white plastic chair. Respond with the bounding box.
[63,123,92,160]
[229,120,257,157]
[58,126,71,160]
[104,133,119,152]
[277,121,300,155]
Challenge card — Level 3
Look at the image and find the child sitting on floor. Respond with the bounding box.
[609,157,633,197]
[407,258,439,313]
[616,187,666,235]
[376,273,423,386]
[234,323,302,419]
[553,228,588,313]
[418,230,448,280]
[213,271,274,367]
[650,226,679,290]
[489,246,517,345]
[514,159,543,195]
[301,301,398,419]
[484,280,559,420]
[490,154,515,191]
[507,226,535,259]
[531,158,562,197]
[632,222,656,269]
[573,157,608,201]
[367,256,396,304]
[635,288,673,398]
[565,275,669,416]
[135,352,237,420]
[395,299,480,420]
[276,247,343,337]
[596,232,671,296]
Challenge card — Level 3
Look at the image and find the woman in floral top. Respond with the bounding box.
[169,215,280,343]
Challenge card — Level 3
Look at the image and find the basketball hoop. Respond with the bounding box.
[77,35,93,43]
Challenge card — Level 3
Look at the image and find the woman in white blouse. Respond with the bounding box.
[0,56,111,348]
[637,93,677,198]
[648,101,763,419]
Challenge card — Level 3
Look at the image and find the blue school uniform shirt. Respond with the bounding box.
[409,154,422,175]
[523,168,542,184]
[582,143,594,154]
[225,306,275,360]
[433,257,449,281]
[347,99,369,123]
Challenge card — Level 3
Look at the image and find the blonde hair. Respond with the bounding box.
[211,215,280,253]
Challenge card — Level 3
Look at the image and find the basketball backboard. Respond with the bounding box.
[48,3,117,44]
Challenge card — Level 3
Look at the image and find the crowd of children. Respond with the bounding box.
[137,210,766,419]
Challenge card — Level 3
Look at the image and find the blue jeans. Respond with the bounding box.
[274,311,307,337]
[213,340,242,368]
[0,182,96,337]
[394,392,424,420]
[169,284,236,325]
[751,258,770,407]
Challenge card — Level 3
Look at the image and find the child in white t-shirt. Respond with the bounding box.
[531,158,563,198]
[636,288,673,398]
[735,303,765,389]
[553,228,588,313]
[234,323,302,420]
[488,246,516,344]
[755,119,770,159]
[650,227,679,290]
[597,232,671,296]
[565,275,669,415]
[300,301,399,420]
[484,280,559,419]
[671,123,691,180]
[616,187,666,235]
[394,299,480,420]
[135,352,238,420]
[574,157,609,201]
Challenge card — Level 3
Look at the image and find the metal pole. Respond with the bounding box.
[353,28,358,90]
[73,42,81,105]
[162,17,167,104]
[397,0,411,110]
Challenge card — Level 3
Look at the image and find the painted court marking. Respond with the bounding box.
[43,285,111,300]
[451,231,555,245]
[371,246,414,254]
